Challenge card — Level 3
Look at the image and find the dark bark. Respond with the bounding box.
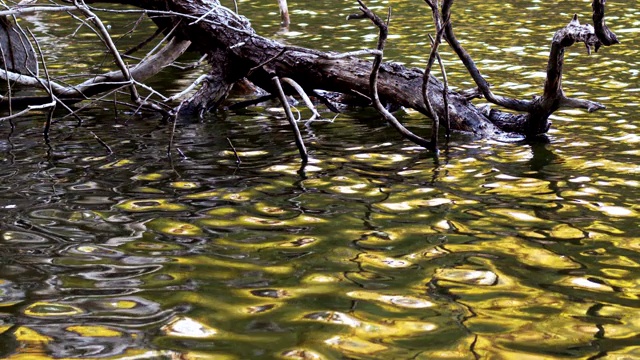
[0,17,37,76]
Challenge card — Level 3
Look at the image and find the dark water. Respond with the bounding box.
[0,1,638,359]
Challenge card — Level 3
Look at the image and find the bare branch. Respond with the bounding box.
[272,76,308,163]
[0,5,77,17]
[277,0,290,27]
[73,0,140,103]
[349,0,436,151]
[281,77,321,120]
[431,34,451,137]
[561,97,605,112]
[0,69,68,93]
[166,74,213,102]
[441,0,532,112]
[0,100,55,122]
[226,137,241,164]
[422,0,448,146]
[592,0,619,48]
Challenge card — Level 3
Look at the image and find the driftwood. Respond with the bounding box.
[0,0,620,157]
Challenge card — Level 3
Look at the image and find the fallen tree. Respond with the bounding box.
[0,0,620,159]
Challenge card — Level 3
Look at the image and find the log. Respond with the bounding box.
[0,0,620,145]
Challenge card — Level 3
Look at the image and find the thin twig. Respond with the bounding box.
[166,74,212,102]
[422,0,449,147]
[0,101,56,122]
[441,0,531,112]
[226,137,241,164]
[138,21,181,65]
[272,76,308,163]
[89,130,113,154]
[0,5,77,17]
[248,47,286,75]
[430,34,451,137]
[27,28,56,137]
[167,100,185,157]
[125,26,163,55]
[281,77,321,120]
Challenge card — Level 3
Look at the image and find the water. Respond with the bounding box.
[0,0,638,358]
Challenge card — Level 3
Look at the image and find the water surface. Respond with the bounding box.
[0,0,638,359]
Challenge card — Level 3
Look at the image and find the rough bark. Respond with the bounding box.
[0,17,38,76]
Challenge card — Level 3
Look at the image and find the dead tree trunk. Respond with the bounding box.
[0,0,620,156]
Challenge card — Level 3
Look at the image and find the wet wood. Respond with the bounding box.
[0,16,37,76]
[1,0,621,144]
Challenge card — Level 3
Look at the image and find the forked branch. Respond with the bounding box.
[440,0,619,137]
[348,0,436,151]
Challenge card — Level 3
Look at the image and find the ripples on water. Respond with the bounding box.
[0,0,639,358]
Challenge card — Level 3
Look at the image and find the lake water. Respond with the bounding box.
[0,0,638,359]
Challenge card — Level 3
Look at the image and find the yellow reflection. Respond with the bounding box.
[557,277,615,292]
[306,311,437,339]
[66,325,122,337]
[447,237,580,270]
[110,300,138,309]
[374,198,451,212]
[146,218,203,236]
[178,255,292,275]
[281,349,323,359]
[13,326,51,342]
[302,274,342,284]
[356,253,413,269]
[199,215,325,229]
[23,302,84,317]
[115,199,188,212]
[488,209,543,222]
[129,186,165,194]
[98,159,133,169]
[279,237,318,248]
[131,172,167,181]
[170,181,200,189]
[549,224,585,239]
[433,268,498,286]
[325,335,387,355]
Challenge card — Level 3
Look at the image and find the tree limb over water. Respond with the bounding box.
[0,0,620,157]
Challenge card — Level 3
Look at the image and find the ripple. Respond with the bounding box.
[23,302,85,317]
[1,231,51,244]
[115,199,189,212]
[433,269,499,286]
[161,316,218,338]
[347,291,434,309]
